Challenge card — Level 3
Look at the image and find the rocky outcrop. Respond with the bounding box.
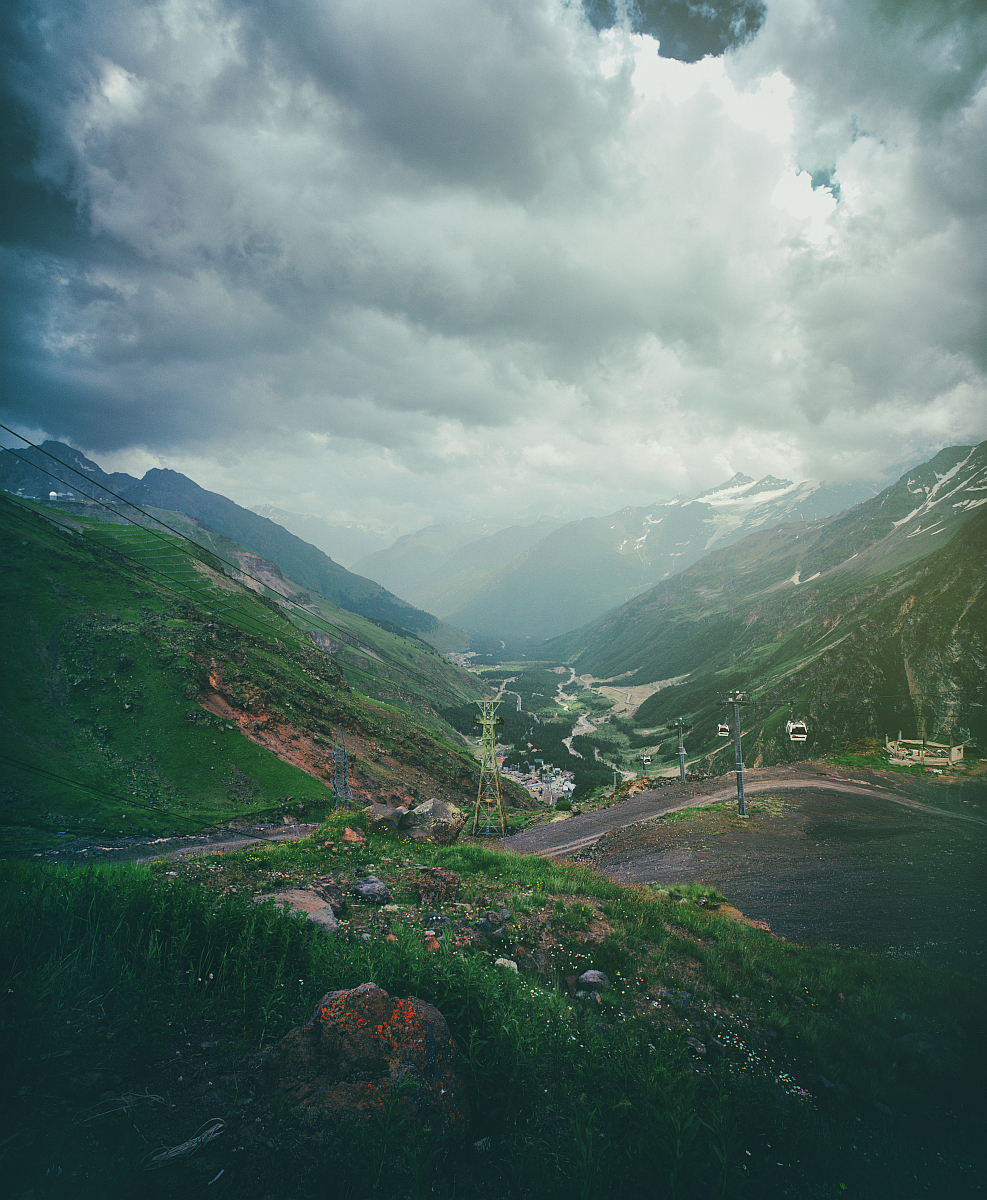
[400,798,465,845]
[351,875,391,904]
[262,983,468,1138]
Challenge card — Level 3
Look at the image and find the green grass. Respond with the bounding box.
[0,494,486,840]
[1,825,983,1200]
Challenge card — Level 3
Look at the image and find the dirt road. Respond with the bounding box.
[502,763,987,859]
[503,763,987,979]
[9,822,324,866]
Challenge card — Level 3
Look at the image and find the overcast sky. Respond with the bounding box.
[2,0,985,534]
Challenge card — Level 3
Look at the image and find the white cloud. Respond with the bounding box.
[2,0,985,532]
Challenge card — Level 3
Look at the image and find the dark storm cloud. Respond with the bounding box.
[236,0,631,199]
[585,0,767,62]
[0,0,985,527]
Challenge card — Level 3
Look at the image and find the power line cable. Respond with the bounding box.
[3,490,285,644]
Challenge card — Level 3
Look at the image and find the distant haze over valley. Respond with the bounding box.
[354,474,879,638]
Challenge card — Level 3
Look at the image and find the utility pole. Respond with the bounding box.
[720,692,750,815]
[667,718,692,783]
[472,700,507,836]
[332,730,352,810]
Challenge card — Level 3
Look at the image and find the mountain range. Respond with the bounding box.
[553,442,987,766]
[355,475,877,638]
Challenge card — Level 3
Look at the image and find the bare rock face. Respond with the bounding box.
[262,983,469,1139]
[400,798,465,845]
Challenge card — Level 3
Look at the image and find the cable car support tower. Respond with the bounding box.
[472,700,507,836]
[332,730,352,810]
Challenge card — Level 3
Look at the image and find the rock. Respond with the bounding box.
[312,877,347,916]
[351,875,391,905]
[685,1038,707,1056]
[498,908,510,921]
[262,983,468,1139]
[253,889,339,935]
[341,827,365,845]
[494,958,518,971]
[368,804,404,834]
[400,799,466,846]
[576,970,610,992]
[707,1038,725,1057]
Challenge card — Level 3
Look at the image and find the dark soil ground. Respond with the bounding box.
[539,763,987,980]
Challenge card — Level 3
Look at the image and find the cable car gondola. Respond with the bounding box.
[784,701,808,742]
[717,723,730,737]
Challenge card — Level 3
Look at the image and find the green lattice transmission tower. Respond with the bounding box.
[472,700,507,836]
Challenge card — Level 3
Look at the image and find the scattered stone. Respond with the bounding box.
[494,958,518,971]
[415,867,462,908]
[341,827,366,845]
[253,889,339,935]
[351,876,391,905]
[263,982,469,1139]
[685,1038,707,1056]
[576,970,610,992]
[312,877,347,916]
[498,908,510,921]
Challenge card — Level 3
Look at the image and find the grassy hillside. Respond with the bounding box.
[0,493,491,844]
[0,441,441,635]
[1,812,983,1198]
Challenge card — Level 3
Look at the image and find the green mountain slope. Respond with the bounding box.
[0,493,490,842]
[551,443,987,767]
[0,442,439,635]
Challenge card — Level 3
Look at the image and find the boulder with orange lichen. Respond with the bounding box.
[262,983,469,1139]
